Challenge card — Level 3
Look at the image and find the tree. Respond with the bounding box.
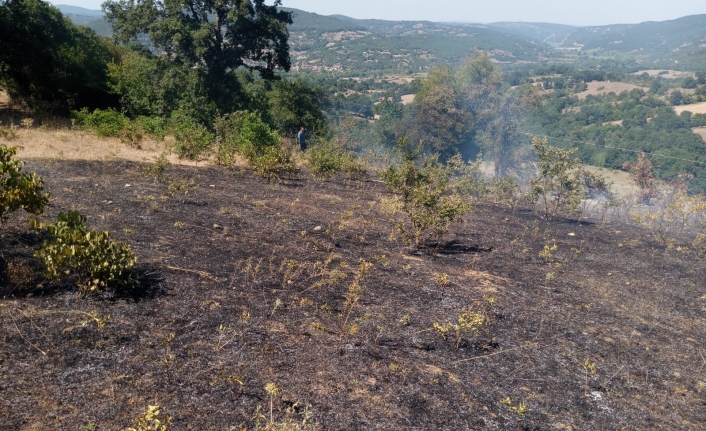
[103,0,293,113]
[0,0,118,111]
[413,66,472,155]
[527,136,585,219]
[623,153,658,204]
[457,52,522,177]
[266,79,328,138]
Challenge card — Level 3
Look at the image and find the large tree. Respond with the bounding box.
[103,0,293,111]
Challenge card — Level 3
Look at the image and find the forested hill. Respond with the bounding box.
[55,4,706,72]
[55,5,555,71]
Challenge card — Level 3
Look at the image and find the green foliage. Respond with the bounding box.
[526,136,585,219]
[306,139,366,179]
[381,140,471,249]
[0,144,49,223]
[168,111,214,161]
[0,0,118,111]
[266,79,329,137]
[104,0,293,114]
[215,111,295,178]
[143,153,171,183]
[33,210,137,294]
[432,308,485,348]
[123,404,172,431]
[72,108,128,137]
[107,50,162,117]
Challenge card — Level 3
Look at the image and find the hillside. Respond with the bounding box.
[56,5,555,71]
[1,125,705,429]
[485,22,577,45]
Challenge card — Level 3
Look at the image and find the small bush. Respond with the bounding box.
[143,153,171,183]
[381,140,471,249]
[72,108,128,137]
[123,404,172,431]
[136,116,166,140]
[631,191,706,247]
[0,144,49,223]
[215,111,294,178]
[33,210,138,294]
[169,111,214,161]
[307,139,366,178]
[526,136,585,219]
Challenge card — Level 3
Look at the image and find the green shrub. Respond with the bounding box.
[215,111,294,178]
[381,140,471,249]
[72,108,128,137]
[214,111,245,167]
[136,116,166,140]
[143,153,171,183]
[307,139,366,178]
[33,210,137,294]
[526,136,585,219]
[0,144,49,223]
[169,111,214,161]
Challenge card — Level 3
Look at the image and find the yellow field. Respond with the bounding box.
[577,81,646,99]
[633,70,695,79]
[674,102,706,115]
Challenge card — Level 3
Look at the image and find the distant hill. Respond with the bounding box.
[51,3,706,73]
[283,9,554,72]
[486,22,576,45]
[557,15,706,61]
[54,4,103,16]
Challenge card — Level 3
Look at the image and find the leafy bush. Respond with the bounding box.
[306,139,366,178]
[526,136,585,219]
[0,144,49,223]
[214,111,245,167]
[33,210,137,294]
[381,140,471,249]
[215,111,295,178]
[123,404,172,431]
[143,153,171,183]
[169,111,214,161]
[72,108,128,137]
[136,116,166,140]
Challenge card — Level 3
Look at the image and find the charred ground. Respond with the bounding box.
[1,158,705,430]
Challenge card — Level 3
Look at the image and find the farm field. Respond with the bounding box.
[1,130,705,430]
[675,102,706,115]
[576,81,647,99]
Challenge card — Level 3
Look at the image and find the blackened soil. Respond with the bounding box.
[1,159,705,430]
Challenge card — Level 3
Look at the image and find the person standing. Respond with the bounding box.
[297,126,307,152]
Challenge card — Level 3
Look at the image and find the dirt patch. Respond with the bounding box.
[675,102,706,115]
[400,94,415,105]
[577,81,647,100]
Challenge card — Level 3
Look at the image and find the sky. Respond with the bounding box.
[50,0,706,26]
